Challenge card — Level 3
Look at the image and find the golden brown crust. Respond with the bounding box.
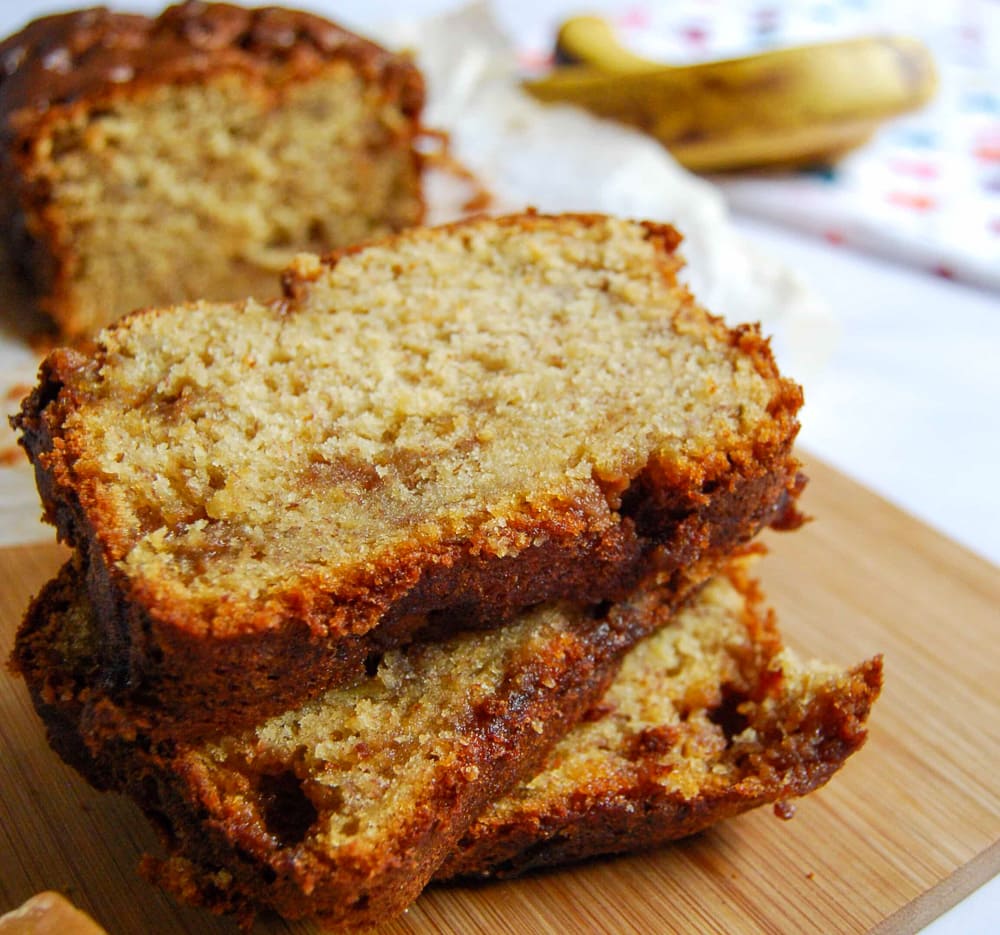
[303,209,686,282]
[0,3,422,122]
[13,213,805,742]
[13,558,677,931]
[0,2,424,335]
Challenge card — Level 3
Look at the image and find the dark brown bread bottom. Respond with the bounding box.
[12,558,879,931]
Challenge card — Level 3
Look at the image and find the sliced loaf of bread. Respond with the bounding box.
[15,554,680,931]
[13,558,878,930]
[14,213,804,738]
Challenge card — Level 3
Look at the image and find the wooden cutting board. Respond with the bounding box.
[1,457,997,934]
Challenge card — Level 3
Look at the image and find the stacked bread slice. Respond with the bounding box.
[10,213,880,930]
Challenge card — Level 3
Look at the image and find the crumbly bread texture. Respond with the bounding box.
[13,559,880,930]
[436,564,882,880]
[14,212,805,739]
[0,1,424,337]
[14,556,681,932]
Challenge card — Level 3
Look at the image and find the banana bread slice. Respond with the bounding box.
[0,2,424,337]
[14,212,805,739]
[13,558,879,930]
[436,564,882,880]
[14,555,682,932]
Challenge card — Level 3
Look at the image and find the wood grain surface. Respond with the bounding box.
[1,457,998,934]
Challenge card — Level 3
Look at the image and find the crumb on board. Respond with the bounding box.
[773,801,797,821]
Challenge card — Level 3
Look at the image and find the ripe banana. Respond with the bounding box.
[526,16,937,172]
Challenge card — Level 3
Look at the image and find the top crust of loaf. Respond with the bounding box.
[0,1,422,141]
[14,213,803,725]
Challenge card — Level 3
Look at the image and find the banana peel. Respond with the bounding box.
[525,15,937,172]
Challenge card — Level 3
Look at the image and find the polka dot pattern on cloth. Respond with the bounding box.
[513,0,1000,291]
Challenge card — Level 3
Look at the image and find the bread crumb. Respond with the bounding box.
[773,801,797,820]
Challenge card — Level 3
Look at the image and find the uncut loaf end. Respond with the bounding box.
[14,212,805,740]
[0,1,424,337]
